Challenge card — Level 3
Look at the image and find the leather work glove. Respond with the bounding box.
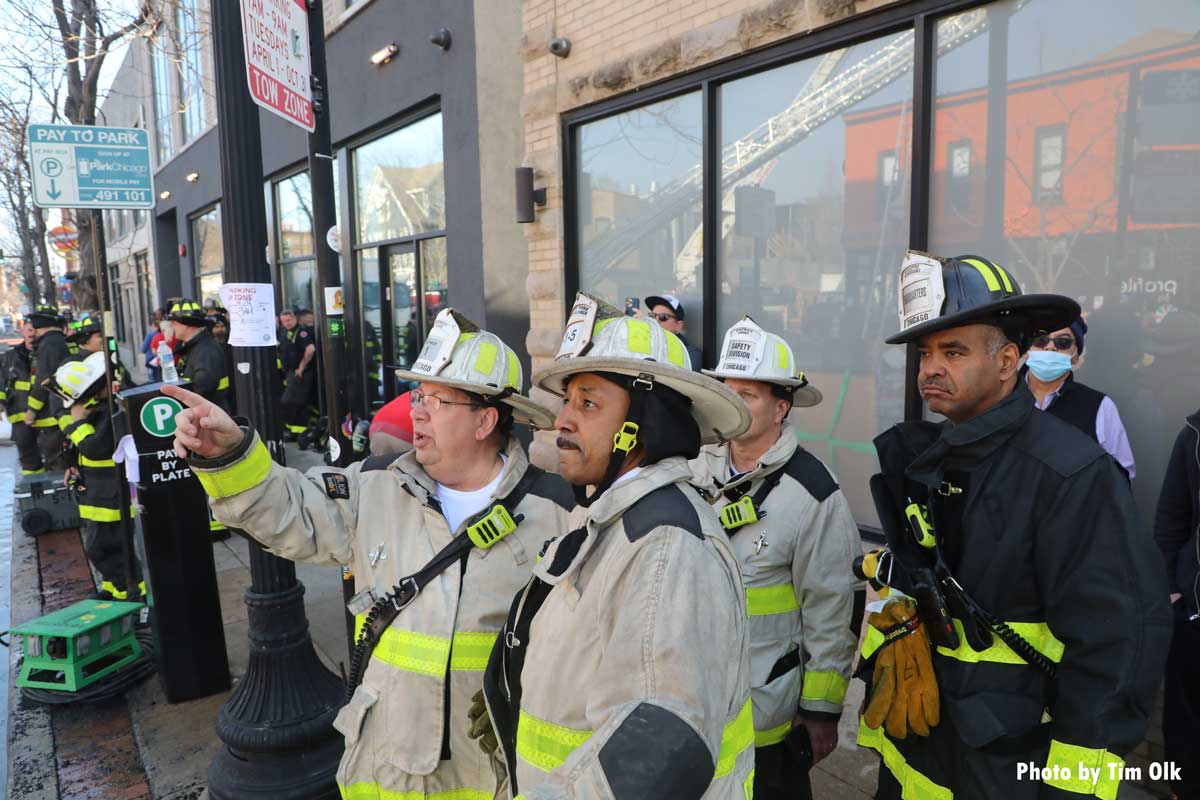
[863,598,940,739]
[467,688,508,789]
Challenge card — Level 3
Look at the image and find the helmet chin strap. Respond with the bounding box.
[572,374,653,508]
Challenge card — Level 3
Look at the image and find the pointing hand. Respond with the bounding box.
[162,383,244,460]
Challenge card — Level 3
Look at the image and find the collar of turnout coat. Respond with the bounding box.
[377,435,531,520]
[694,420,801,498]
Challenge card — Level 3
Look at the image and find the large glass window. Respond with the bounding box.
[191,204,223,306]
[151,36,174,164]
[574,92,705,353]
[354,113,445,243]
[176,0,206,142]
[929,0,1200,525]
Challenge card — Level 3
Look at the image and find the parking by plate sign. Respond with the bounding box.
[242,0,315,132]
[27,124,154,209]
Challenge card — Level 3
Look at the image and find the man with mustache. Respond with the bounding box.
[480,293,756,799]
[163,308,573,800]
[690,317,862,800]
[859,252,1170,799]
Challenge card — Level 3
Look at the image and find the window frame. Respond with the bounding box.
[189,202,224,302]
[1033,123,1066,205]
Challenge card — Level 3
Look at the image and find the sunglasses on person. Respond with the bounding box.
[1032,335,1076,351]
[651,312,677,323]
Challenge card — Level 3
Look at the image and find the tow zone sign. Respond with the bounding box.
[242,0,315,132]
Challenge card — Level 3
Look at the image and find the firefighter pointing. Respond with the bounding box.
[164,309,572,799]
[858,252,1171,799]
[480,293,756,799]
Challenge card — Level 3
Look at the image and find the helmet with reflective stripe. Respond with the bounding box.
[886,251,1080,350]
[51,351,107,407]
[167,299,212,327]
[533,293,750,444]
[68,313,103,343]
[394,308,554,429]
[703,316,822,408]
[29,304,65,329]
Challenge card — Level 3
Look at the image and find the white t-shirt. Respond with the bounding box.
[436,455,506,532]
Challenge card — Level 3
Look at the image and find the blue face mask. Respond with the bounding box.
[1026,350,1073,381]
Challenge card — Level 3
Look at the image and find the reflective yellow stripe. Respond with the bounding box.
[715,699,754,778]
[743,769,754,800]
[754,721,792,747]
[338,784,492,800]
[449,632,497,671]
[626,319,652,355]
[517,711,593,772]
[58,415,72,431]
[69,423,96,445]
[861,625,886,660]
[80,504,135,522]
[858,718,953,800]
[963,257,1002,293]
[775,342,790,372]
[31,417,59,428]
[217,376,230,391]
[801,670,848,705]
[79,455,117,468]
[22,468,47,475]
[474,341,497,375]
[745,584,800,616]
[285,424,308,433]
[13,380,31,390]
[26,396,44,410]
[665,331,684,367]
[100,581,128,601]
[992,263,1015,293]
[1043,740,1123,799]
[935,619,1064,665]
[0,391,7,401]
[506,350,520,390]
[195,440,272,499]
[371,627,450,676]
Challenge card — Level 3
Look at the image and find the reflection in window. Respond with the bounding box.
[359,250,384,408]
[947,139,972,214]
[574,92,705,355]
[176,0,206,142]
[389,250,417,370]
[717,35,914,527]
[191,205,223,306]
[151,37,174,163]
[929,0,1200,528]
[276,172,314,259]
[281,261,314,312]
[354,114,445,244]
[420,237,448,335]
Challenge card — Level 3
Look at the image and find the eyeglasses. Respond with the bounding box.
[409,389,480,414]
[1032,335,1076,351]
[651,312,677,323]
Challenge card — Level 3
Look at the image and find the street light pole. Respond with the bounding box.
[207,0,344,797]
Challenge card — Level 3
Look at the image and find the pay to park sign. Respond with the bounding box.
[242,0,315,132]
[27,124,154,209]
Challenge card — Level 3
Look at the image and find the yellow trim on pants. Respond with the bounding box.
[858,718,953,800]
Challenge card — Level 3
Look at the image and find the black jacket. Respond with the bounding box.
[29,329,70,422]
[0,343,33,415]
[873,382,1171,778]
[1155,410,1200,620]
[177,328,229,410]
[64,405,120,515]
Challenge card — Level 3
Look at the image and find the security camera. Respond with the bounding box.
[548,37,572,58]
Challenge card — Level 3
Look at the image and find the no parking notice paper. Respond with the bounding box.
[219,283,277,347]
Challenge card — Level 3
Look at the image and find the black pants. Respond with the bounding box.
[82,519,141,593]
[12,420,43,473]
[1164,602,1200,799]
[281,369,317,433]
[755,727,813,800]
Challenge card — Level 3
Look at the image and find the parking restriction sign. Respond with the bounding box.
[241,0,315,132]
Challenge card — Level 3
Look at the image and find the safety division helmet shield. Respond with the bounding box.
[885,251,1080,348]
[533,293,751,444]
[394,307,555,430]
[703,316,822,408]
[50,351,107,407]
[167,299,213,328]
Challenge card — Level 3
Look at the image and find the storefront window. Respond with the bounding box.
[358,250,384,407]
[276,172,314,260]
[929,0,1200,523]
[191,204,223,306]
[574,92,705,354]
[354,113,445,243]
[718,34,914,527]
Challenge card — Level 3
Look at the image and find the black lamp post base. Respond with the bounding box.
[207,735,344,800]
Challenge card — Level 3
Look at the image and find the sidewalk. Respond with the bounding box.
[5,443,1171,799]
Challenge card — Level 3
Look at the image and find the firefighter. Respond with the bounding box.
[164,308,573,800]
[1,320,42,475]
[25,304,71,470]
[479,293,756,799]
[858,252,1171,799]
[690,317,862,800]
[54,352,142,600]
[279,308,318,440]
[168,299,229,411]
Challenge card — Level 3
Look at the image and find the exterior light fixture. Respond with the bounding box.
[430,28,452,50]
[185,171,199,183]
[159,190,171,200]
[370,43,399,65]
[515,167,547,223]
[549,37,571,58]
